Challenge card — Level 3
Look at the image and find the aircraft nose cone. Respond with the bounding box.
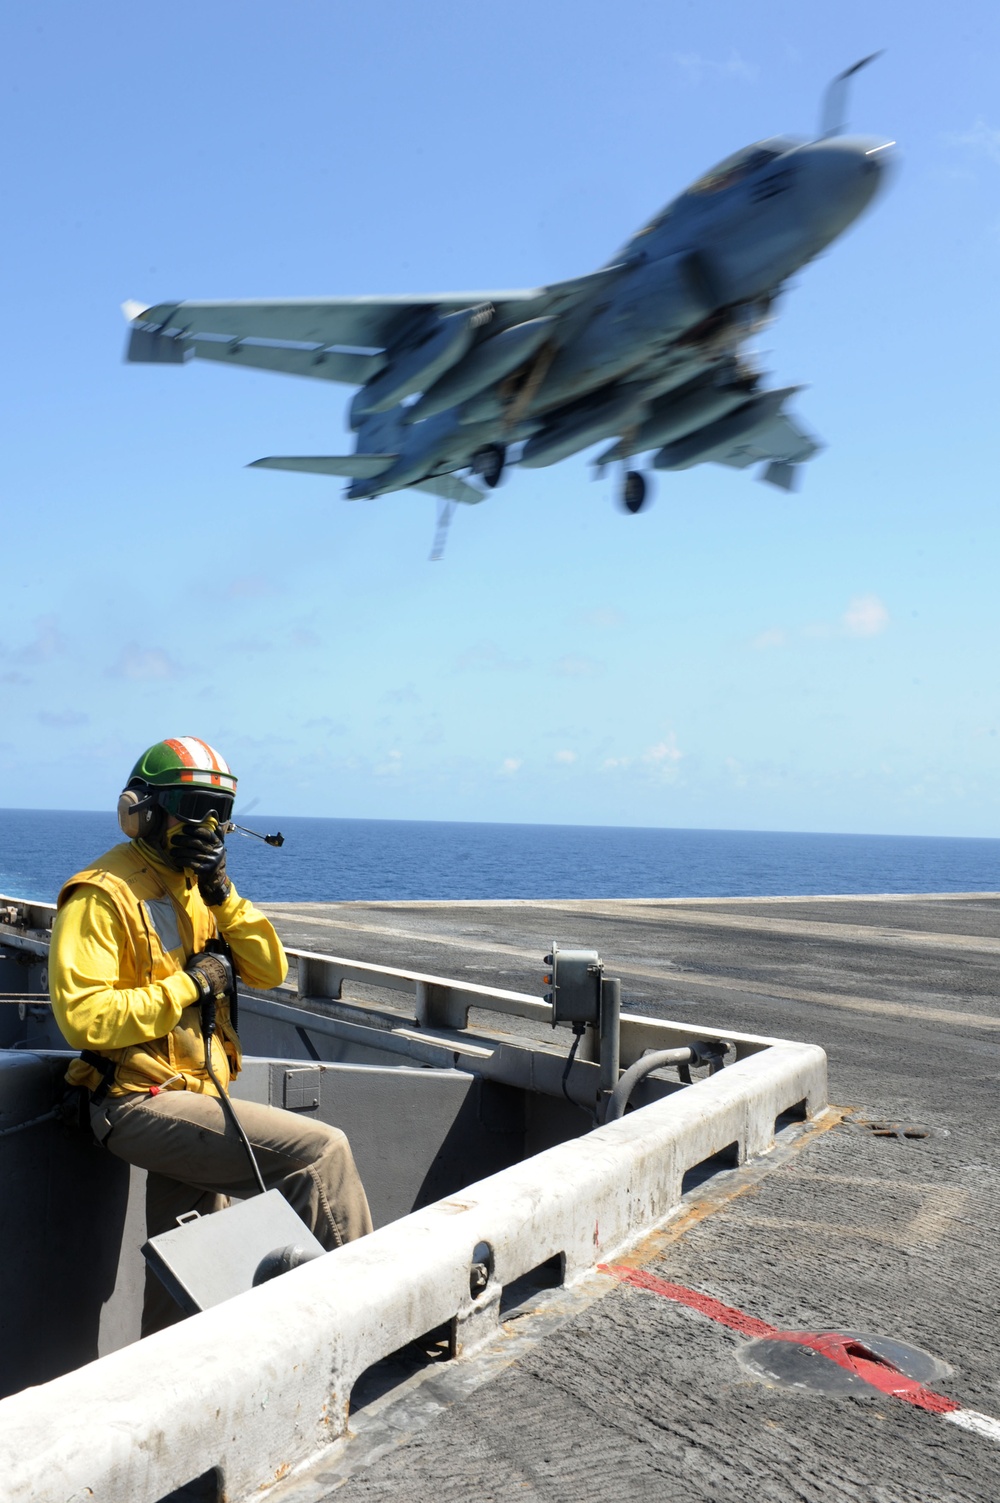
[803,135,897,246]
[856,135,898,191]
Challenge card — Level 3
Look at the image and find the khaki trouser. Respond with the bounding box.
[98,1091,373,1337]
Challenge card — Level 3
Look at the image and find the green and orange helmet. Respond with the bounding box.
[127,737,238,824]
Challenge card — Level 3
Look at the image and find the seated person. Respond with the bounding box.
[49,736,372,1335]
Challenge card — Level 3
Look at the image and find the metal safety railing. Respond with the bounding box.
[1,893,771,1120]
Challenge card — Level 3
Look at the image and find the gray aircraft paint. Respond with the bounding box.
[125,78,895,515]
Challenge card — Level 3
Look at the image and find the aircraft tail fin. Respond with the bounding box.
[412,473,485,506]
[760,460,800,491]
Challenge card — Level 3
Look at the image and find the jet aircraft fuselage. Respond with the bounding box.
[125,98,895,530]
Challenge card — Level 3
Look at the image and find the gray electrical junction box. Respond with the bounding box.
[543,944,603,1027]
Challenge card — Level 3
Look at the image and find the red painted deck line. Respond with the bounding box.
[600,1265,778,1340]
[599,1264,962,1416]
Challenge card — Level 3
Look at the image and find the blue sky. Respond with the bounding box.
[2,0,998,836]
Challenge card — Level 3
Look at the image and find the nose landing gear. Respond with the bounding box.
[621,469,650,513]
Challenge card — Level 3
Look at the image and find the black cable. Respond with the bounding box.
[561,1025,598,1125]
[201,996,267,1196]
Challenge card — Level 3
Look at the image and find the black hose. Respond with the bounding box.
[201,996,267,1196]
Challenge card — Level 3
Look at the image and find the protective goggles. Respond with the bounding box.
[154,787,235,825]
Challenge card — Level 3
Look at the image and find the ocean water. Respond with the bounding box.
[1,809,998,905]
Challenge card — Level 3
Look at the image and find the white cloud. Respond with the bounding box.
[642,735,683,782]
[109,643,179,681]
[226,636,272,655]
[553,654,603,678]
[225,576,277,600]
[37,710,89,727]
[643,736,682,766]
[748,595,889,646]
[725,755,749,788]
[579,606,626,629]
[947,117,1000,165]
[375,750,403,777]
[304,717,348,735]
[672,50,758,85]
[601,737,682,780]
[13,615,65,665]
[499,758,522,776]
[842,594,889,638]
[751,628,787,650]
[455,642,528,672]
[555,749,577,764]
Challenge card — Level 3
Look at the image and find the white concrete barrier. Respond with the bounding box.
[0,1039,824,1503]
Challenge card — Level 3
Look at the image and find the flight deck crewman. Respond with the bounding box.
[49,736,373,1336]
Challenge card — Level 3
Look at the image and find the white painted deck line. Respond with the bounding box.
[944,1409,1000,1445]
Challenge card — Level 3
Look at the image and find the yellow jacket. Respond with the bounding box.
[49,840,287,1097]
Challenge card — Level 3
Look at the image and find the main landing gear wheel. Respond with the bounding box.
[622,470,649,513]
[472,443,506,489]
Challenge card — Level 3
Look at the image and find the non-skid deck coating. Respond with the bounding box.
[260,894,1000,1503]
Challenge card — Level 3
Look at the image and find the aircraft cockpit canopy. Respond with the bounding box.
[685,137,800,196]
[620,136,803,253]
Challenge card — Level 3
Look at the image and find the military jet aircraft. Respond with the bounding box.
[124,58,894,550]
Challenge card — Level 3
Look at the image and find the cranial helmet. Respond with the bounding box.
[117,737,238,840]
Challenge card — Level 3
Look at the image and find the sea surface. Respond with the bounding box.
[1,809,998,905]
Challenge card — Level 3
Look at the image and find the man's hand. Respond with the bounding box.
[168,822,232,906]
[185,948,235,1001]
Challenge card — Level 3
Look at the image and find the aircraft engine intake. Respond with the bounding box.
[351,305,493,420]
[538,252,715,411]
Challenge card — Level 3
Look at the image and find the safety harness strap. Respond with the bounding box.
[79,1050,118,1104]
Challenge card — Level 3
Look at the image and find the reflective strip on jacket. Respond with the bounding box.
[49,839,288,1098]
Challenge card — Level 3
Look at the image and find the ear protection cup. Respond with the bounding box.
[117,787,165,841]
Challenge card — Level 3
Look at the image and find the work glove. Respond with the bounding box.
[185,948,235,1002]
[167,821,232,906]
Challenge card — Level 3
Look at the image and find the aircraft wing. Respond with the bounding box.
[248,455,397,479]
[186,338,382,385]
[123,267,623,385]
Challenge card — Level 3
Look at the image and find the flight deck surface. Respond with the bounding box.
[261,893,1000,1503]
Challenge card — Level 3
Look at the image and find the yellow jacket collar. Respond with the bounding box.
[134,839,193,894]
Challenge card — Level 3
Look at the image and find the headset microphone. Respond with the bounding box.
[223,821,284,848]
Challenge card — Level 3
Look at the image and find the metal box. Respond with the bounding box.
[141,1190,325,1315]
[543,945,603,1026]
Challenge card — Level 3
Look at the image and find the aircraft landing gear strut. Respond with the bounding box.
[472,443,506,489]
[622,469,650,513]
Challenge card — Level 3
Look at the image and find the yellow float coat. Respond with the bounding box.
[49,840,287,1097]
